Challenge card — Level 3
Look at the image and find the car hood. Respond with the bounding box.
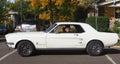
[5,31,46,38]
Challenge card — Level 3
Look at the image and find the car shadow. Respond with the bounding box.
[33,48,120,56]
[34,49,88,56]
[103,48,120,55]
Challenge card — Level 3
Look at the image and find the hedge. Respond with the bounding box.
[86,16,109,32]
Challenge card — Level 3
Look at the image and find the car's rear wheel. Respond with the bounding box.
[86,41,103,56]
[17,41,35,57]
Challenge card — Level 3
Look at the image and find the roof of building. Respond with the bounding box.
[99,0,120,7]
[56,22,86,25]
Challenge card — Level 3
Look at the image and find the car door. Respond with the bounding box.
[46,24,85,48]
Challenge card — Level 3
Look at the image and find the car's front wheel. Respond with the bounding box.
[86,41,103,56]
[17,41,35,57]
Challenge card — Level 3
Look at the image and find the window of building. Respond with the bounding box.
[115,7,120,18]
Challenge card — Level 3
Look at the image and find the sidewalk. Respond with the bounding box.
[111,46,120,48]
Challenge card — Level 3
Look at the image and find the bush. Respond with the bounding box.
[86,16,109,32]
[116,34,120,46]
[110,20,120,33]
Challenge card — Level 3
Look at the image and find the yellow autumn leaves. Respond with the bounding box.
[29,0,48,7]
[39,12,71,21]
[28,0,68,21]
[14,0,89,21]
[29,0,63,7]
[39,12,50,20]
[0,17,12,24]
[14,0,79,21]
[54,0,63,6]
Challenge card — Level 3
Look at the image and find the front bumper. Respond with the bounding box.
[6,42,14,45]
[6,42,15,48]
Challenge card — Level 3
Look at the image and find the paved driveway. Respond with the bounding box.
[0,42,120,64]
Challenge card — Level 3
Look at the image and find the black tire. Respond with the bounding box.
[86,41,103,56]
[17,41,35,57]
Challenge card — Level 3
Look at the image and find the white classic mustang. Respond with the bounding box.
[5,22,119,57]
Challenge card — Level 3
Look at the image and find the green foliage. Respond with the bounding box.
[3,0,98,27]
[86,16,109,32]
[73,5,92,22]
[116,34,120,46]
[80,0,95,5]
[11,0,32,20]
[0,0,7,21]
[110,20,120,33]
[48,0,79,22]
[116,41,120,46]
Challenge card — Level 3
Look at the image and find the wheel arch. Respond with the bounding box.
[15,40,36,49]
[86,40,104,48]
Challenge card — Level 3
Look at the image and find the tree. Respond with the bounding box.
[29,0,79,24]
[0,0,7,21]
[13,0,31,20]
[6,0,95,26]
[73,0,95,22]
[79,0,95,6]
[50,0,79,22]
[73,5,90,22]
[46,0,79,22]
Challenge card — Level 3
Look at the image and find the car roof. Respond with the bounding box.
[56,22,87,25]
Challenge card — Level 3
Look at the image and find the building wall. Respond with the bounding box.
[98,6,105,16]
[99,0,115,17]
[105,7,114,18]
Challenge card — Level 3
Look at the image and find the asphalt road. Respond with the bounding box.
[0,41,120,64]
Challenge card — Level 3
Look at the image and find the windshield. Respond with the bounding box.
[44,24,57,33]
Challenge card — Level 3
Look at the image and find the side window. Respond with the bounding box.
[50,24,85,33]
[51,25,71,33]
[51,25,65,33]
[74,25,85,33]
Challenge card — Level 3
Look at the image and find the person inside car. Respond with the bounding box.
[64,26,70,33]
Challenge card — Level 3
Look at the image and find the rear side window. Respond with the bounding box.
[74,25,85,33]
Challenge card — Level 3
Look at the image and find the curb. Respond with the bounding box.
[110,46,120,48]
[0,35,5,38]
[0,38,6,42]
